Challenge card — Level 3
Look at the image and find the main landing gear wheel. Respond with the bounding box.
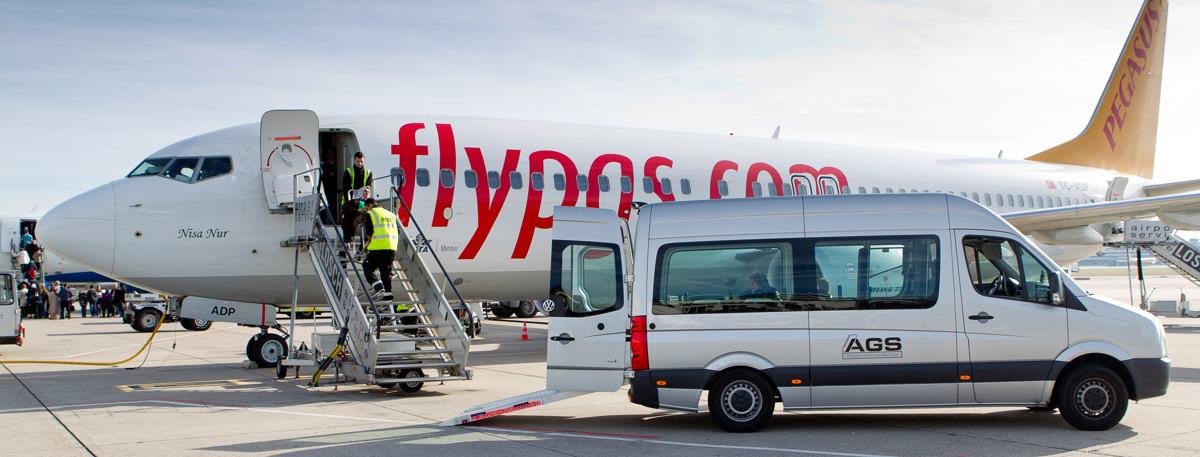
[249,333,288,368]
[1056,364,1128,431]
[708,369,775,433]
[132,308,162,333]
[515,300,538,319]
[399,369,425,393]
[490,306,514,318]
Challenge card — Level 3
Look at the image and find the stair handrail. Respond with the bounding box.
[372,173,476,326]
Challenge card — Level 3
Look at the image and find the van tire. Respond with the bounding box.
[1056,364,1128,431]
[708,369,775,433]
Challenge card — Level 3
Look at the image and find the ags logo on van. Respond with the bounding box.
[842,334,902,359]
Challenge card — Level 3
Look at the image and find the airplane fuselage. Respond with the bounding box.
[40,116,1134,305]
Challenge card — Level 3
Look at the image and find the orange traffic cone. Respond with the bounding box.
[520,322,530,340]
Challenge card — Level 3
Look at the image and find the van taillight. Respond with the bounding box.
[630,316,649,371]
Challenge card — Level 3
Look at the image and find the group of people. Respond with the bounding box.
[15,227,43,282]
[16,281,126,320]
[325,151,400,304]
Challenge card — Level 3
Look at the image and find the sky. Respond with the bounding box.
[1,0,1197,216]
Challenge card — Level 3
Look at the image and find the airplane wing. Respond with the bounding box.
[1143,178,1200,197]
[1004,191,1200,234]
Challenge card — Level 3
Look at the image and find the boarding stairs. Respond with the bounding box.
[1142,232,1200,288]
[283,181,473,387]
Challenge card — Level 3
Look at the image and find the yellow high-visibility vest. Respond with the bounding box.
[366,207,399,251]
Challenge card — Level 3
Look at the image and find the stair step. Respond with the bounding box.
[379,335,445,343]
[377,349,451,357]
[375,361,461,370]
[375,375,470,384]
[371,311,430,317]
[380,323,438,331]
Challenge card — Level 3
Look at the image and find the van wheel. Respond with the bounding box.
[1056,364,1128,431]
[708,369,774,432]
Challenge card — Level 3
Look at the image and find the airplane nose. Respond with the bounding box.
[39,183,116,275]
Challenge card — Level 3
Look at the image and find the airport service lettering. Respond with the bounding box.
[391,123,849,259]
[468,400,543,422]
[842,334,902,359]
[178,228,230,239]
[1102,0,1162,151]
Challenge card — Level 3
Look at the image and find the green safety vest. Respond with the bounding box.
[366,207,399,251]
[343,166,373,203]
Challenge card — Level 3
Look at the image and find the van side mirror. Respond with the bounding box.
[1050,271,1066,306]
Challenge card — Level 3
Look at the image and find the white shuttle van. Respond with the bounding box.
[546,194,1169,432]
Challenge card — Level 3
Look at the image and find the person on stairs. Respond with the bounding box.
[361,198,398,303]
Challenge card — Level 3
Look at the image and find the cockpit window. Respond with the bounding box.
[194,157,233,182]
[162,157,200,182]
[128,158,173,177]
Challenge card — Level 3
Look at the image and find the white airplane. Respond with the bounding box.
[37,0,1199,311]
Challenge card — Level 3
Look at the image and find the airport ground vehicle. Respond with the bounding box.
[0,269,21,345]
[125,293,212,332]
[459,194,1171,432]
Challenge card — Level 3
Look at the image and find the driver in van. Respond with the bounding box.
[740,272,779,299]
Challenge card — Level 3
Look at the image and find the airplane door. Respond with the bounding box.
[956,231,1067,403]
[260,110,318,210]
[546,206,629,392]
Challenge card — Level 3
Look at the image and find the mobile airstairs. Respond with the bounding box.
[1109,220,1200,316]
[279,172,475,390]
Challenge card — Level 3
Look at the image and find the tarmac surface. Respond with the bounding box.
[4,271,1200,456]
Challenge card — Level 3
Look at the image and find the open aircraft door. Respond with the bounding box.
[546,206,630,392]
[260,110,318,210]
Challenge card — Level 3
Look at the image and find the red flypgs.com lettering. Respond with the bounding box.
[392,123,849,260]
[1103,1,1162,151]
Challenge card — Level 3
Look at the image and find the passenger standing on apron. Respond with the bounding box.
[361,198,398,302]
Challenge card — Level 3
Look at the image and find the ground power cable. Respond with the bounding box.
[1,363,98,456]
[0,311,166,367]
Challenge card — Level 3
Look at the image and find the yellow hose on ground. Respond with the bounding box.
[0,313,166,366]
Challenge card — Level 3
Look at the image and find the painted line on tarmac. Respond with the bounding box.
[65,325,239,358]
[0,398,426,424]
[465,425,897,457]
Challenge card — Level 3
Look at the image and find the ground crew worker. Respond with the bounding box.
[341,151,372,205]
[361,198,397,303]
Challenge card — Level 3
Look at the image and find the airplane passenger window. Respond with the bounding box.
[440,169,454,188]
[553,173,566,191]
[859,187,867,194]
[162,157,199,183]
[128,157,173,178]
[464,170,478,188]
[767,182,777,197]
[1007,194,1015,207]
[681,179,692,195]
[510,171,523,189]
[995,194,1003,207]
[1037,196,1044,208]
[960,192,967,198]
[487,171,500,189]
[620,176,632,193]
[718,180,729,196]
[910,189,917,193]
[1054,197,1062,206]
[598,175,611,192]
[416,168,430,187]
[531,172,544,191]
[661,178,672,195]
[194,157,232,182]
[872,187,880,194]
[782,183,792,196]
[984,194,992,206]
[898,189,906,194]
[972,192,980,202]
[642,177,654,194]
[752,182,762,197]
[577,174,589,191]
[885,188,894,194]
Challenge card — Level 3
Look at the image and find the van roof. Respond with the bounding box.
[640,193,1016,238]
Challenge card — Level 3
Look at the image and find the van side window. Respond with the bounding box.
[551,242,622,316]
[809,236,939,310]
[654,242,792,315]
[962,237,1053,304]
